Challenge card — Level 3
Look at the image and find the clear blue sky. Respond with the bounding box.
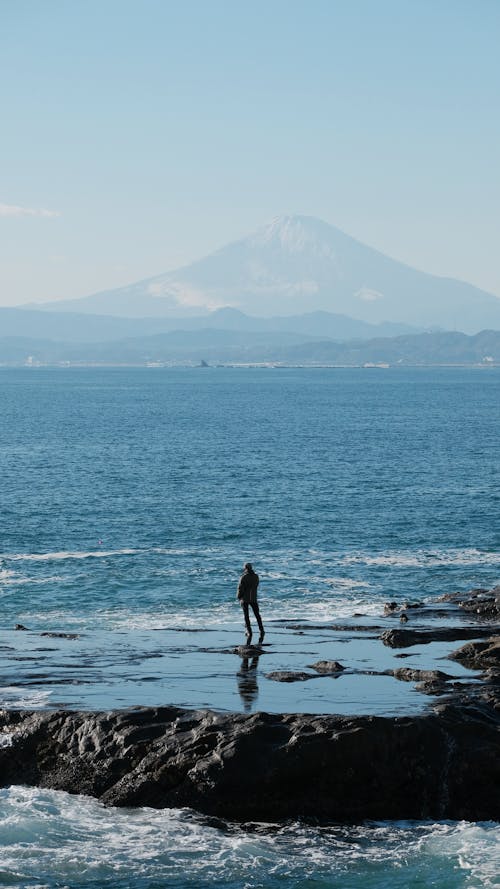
[1,0,499,305]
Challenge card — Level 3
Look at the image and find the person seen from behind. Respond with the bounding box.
[237,562,265,644]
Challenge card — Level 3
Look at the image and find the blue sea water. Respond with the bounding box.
[0,366,499,887]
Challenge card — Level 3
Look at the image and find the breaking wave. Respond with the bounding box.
[0,788,497,888]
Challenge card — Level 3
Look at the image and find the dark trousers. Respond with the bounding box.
[242,601,264,636]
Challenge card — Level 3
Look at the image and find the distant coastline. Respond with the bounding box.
[1,361,499,369]
[1,326,499,368]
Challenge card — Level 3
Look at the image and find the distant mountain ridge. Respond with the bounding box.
[1,306,418,343]
[29,215,500,333]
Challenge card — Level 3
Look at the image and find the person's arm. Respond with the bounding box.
[237,576,243,600]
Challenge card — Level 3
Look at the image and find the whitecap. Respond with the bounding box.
[0,572,66,588]
[321,576,370,589]
[1,549,141,563]
[0,568,17,584]
[342,547,500,568]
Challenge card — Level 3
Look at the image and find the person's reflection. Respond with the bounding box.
[237,653,261,712]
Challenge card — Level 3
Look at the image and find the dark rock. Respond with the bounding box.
[39,632,80,640]
[381,627,499,648]
[449,637,500,671]
[282,624,383,633]
[0,703,499,822]
[384,602,423,617]
[392,668,454,683]
[307,661,345,674]
[438,589,500,620]
[234,645,265,656]
[414,681,454,696]
[265,671,316,682]
[440,589,489,602]
[14,626,80,638]
[460,597,500,619]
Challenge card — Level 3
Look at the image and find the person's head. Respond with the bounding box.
[243,562,253,572]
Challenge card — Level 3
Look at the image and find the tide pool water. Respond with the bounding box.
[0,366,499,886]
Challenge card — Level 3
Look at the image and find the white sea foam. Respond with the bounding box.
[342,547,500,568]
[322,576,370,589]
[106,593,384,632]
[2,544,499,571]
[1,548,141,562]
[0,789,498,888]
[0,546,204,570]
[0,687,51,709]
[0,572,66,588]
[0,567,17,583]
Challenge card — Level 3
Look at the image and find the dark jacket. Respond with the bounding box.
[237,569,259,604]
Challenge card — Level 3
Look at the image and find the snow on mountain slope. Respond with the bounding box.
[33,216,500,333]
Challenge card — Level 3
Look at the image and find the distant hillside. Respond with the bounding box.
[1,329,499,366]
[1,306,418,343]
[28,215,500,333]
[278,330,500,366]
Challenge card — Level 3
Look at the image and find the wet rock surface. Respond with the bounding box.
[449,637,500,671]
[0,691,498,822]
[440,587,500,619]
[391,668,455,683]
[308,660,346,673]
[0,586,498,822]
[381,626,497,648]
[265,670,317,682]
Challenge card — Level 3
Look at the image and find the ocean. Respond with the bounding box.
[0,365,499,887]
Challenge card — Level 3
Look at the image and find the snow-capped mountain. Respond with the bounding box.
[33,215,500,332]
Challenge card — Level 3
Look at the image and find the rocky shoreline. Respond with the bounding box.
[1,589,499,823]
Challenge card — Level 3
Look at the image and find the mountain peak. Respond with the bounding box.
[31,214,500,332]
[248,214,338,256]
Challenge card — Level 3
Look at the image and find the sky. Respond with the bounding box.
[0,0,499,306]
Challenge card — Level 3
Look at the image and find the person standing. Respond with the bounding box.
[237,562,265,644]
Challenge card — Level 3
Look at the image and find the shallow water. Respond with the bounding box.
[0,617,480,715]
